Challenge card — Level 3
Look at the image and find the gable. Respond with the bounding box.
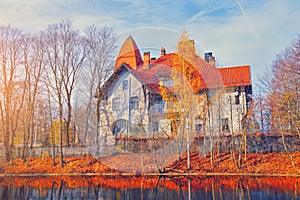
[98,63,156,100]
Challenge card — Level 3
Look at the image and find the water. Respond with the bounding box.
[0,176,299,199]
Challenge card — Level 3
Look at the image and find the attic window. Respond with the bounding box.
[123,80,128,90]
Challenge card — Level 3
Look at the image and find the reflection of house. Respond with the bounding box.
[97,36,252,144]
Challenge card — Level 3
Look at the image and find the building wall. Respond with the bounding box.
[99,70,154,145]
[202,88,248,136]
[222,90,247,134]
[99,70,249,145]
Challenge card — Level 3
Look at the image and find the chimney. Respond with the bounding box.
[161,47,166,56]
[209,56,215,66]
[205,52,215,66]
[143,51,150,70]
[189,39,195,47]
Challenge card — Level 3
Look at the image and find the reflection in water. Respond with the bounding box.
[0,176,299,199]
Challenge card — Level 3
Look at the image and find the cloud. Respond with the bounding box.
[0,0,299,92]
[0,0,65,32]
[181,0,300,90]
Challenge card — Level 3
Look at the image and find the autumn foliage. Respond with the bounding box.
[0,155,117,174]
[1,152,300,175]
[167,152,300,175]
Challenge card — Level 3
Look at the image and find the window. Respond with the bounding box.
[196,124,202,134]
[116,119,127,131]
[163,79,173,87]
[153,121,159,132]
[130,96,139,110]
[222,118,229,131]
[112,119,127,135]
[123,80,128,90]
[112,98,120,110]
[166,101,174,109]
[158,100,164,113]
[246,99,251,109]
[152,99,165,113]
[235,95,240,105]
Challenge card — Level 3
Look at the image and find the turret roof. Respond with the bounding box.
[114,35,143,71]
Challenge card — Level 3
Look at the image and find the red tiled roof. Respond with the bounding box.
[219,66,251,87]
[125,53,251,93]
[131,54,174,85]
[112,36,251,93]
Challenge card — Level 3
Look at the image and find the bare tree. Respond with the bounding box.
[62,23,86,147]
[259,35,300,168]
[21,33,46,160]
[78,25,116,147]
[42,20,85,166]
[0,25,28,162]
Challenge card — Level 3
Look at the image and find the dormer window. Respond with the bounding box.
[163,79,173,87]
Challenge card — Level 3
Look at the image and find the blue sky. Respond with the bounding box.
[1,0,300,92]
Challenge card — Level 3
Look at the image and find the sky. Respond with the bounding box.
[0,0,300,92]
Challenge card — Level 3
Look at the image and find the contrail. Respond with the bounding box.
[236,0,259,38]
[236,0,247,17]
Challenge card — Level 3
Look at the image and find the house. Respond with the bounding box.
[97,36,252,146]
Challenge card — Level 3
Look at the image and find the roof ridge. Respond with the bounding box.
[127,34,133,40]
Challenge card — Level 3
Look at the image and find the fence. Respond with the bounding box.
[1,134,300,160]
[0,145,90,160]
[192,134,300,153]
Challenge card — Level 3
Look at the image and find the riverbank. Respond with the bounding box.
[168,152,300,175]
[1,152,300,176]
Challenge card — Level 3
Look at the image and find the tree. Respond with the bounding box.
[61,23,86,147]
[0,25,28,162]
[21,33,46,161]
[266,36,300,135]
[161,30,203,169]
[77,25,116,147]
[260,35,300,168]
[42,20,85,167]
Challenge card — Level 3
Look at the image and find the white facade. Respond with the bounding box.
[202,89,248,136]
[99,67,170,145]
[99,66,250,146]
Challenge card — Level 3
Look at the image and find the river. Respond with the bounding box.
[0,175,299,199]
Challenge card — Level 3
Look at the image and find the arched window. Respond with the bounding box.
[130,96,139,110]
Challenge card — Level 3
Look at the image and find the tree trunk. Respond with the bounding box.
[59,102,64,167]
[66,98,71,147]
